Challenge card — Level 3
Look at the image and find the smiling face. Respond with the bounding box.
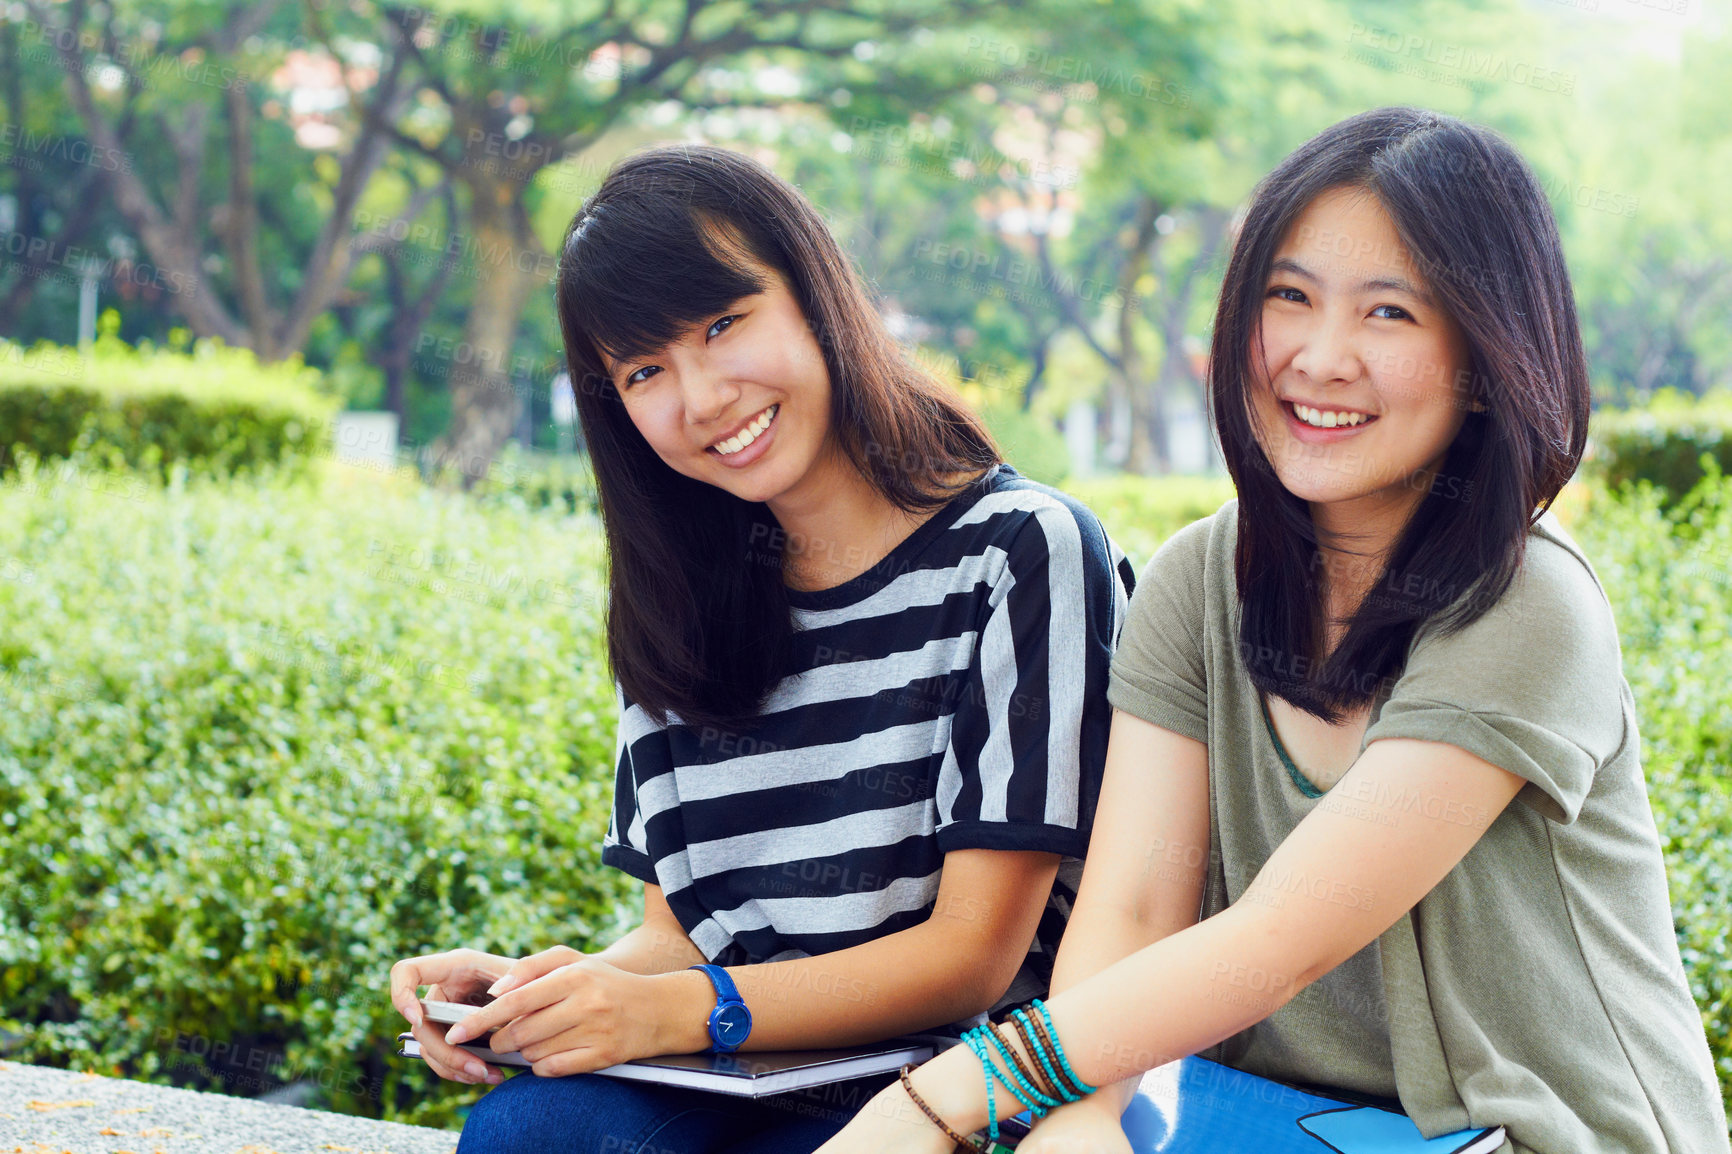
[602,261,837,507]
[1250,186,1476,524]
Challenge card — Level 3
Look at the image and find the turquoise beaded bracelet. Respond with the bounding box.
[1033,998,1097,1095]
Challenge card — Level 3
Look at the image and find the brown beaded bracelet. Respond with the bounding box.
[1019,1004,1089,1101]
[995,1014,1064,1104]
[899,1062,985,1153]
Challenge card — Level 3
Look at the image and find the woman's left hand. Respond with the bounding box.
[440,952,676,1077]
[813,1079,968,1154]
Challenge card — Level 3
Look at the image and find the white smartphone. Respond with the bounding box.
[408,996,530,1069]
[418,997,492,1025]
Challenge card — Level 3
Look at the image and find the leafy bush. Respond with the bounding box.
[1588,389,1732,502]
[467,443,598,515]
[0,320,339,484]
[0,455,635,1130]
[1569,467,1732,1126]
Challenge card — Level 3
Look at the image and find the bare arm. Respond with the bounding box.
[587,883,709,975]
[468,847,1068,1071]
[899,735,1525,1135]
[656,847,1064,1052]
[1037,709,1212,1122]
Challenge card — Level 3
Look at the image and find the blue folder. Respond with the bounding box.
[1008,1055,1507,1152]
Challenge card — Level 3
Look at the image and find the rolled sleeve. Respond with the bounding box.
[1363,535,1627,825]
[936,503,1125,859]
[600,682,664,883]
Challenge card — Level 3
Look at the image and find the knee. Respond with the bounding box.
[455,1072,699,1154]
[456,1072,586,1154]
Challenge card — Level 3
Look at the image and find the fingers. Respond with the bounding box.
[411,1014,503,1085]
[486,944,582,998]
[447,966,572,1047]
[389,958,429,1027]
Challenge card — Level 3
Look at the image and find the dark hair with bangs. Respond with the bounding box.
[556,143,1000,728]
[1209,107,1589,722]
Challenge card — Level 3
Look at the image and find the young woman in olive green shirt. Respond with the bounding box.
[817,107,1728,1154]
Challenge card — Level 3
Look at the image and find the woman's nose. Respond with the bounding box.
[680,364,741,426]
[1289,315,1363,385]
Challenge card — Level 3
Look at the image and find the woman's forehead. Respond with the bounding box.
[1275,187,1428,296]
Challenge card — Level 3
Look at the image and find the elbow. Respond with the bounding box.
[1221,902,1326,1013]
[953,942,1031,1020]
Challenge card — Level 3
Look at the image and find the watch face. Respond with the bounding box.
[713,1003,752,1049]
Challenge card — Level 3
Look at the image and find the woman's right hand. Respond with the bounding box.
[1013,1096,1134,1154]
[389,947,520,1085]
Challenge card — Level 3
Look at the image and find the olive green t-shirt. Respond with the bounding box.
[1107,499,1728,1154]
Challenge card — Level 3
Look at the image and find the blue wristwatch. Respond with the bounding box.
[688,963,752,1052]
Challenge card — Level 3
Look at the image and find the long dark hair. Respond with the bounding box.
[556,143,999,728]
[1210,107,1589,722]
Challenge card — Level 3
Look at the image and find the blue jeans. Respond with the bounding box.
[453,1068,896,1154]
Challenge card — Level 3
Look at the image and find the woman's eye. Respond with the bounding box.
[1267,286,1307,304]
[1371,304,1412,321]
[624,365,660,387]
[707,314,741,340]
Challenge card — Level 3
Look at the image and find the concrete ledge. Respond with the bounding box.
[0,1061,459,1154]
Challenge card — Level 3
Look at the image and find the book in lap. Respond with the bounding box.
[1110,1055,1506,1153]
[395,999,934,1098]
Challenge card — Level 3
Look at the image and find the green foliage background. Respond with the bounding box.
[0,455,636,1128]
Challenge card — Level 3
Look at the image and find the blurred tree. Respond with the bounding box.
[374,0,1005,487]
[0,14,140,332]
[23,0,414,361]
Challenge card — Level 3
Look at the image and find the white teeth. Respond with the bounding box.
[712,404,778,456]
[1294,403,1368,429]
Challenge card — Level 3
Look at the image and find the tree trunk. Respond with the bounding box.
[429,180,543,487]
[1118,195,1167,475]
[1151,206,1230,474]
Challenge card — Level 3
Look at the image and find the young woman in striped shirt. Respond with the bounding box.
[389,143,1133,1154]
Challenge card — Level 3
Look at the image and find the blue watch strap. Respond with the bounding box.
[689,963,743,1005]
[688,964,751,1051]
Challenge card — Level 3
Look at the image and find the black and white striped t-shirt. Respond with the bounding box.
[601,463,1136,1030]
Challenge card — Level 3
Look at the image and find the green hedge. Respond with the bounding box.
[0,321,340,483]
[1589,390,1732,501]
[467,443,598,515]
[1570,468,1732,1123]
[0,457,634,1130]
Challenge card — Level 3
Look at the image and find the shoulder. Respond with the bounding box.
[1392,513,1628,758]
[1133,497,1236,594]
[1425,512,1621,666]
